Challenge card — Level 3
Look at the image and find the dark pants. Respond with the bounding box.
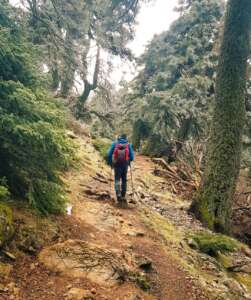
[114,164,128,199]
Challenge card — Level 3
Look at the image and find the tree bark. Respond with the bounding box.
[191,0,251,233]
[78,46,100,106]
[60,31,75,98]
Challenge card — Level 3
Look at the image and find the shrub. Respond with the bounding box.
[92,138,111,161]
[0,6,75,215]
[0,185,10,201]
[0,81,74,214]
[191,232,238,256]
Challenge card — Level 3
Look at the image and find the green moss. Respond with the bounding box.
[191,232,238,256]
[217,252,233,268]
[141,209,183,246]
[198,202,214,230]
[0,202,14,247]
[92,138,111,161]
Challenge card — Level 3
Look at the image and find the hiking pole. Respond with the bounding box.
[110,167,113,200]
[129,164,135,198]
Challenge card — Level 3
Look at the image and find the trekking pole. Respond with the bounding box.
[110,167,113,199]
[130,164,135,198]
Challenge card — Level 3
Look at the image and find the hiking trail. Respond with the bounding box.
[1,132,251,300]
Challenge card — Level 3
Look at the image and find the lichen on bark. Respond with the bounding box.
[192,0,251,233]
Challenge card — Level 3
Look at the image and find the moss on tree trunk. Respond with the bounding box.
[192,0,251,233]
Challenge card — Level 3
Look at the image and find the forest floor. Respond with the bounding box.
[0,130,251,300]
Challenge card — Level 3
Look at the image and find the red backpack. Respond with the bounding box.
[113,143,129,165]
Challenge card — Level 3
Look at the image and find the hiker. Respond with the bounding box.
[108,134,134,207]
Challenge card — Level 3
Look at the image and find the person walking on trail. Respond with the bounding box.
[107,134,134,207]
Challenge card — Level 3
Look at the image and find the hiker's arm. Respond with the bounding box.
[129,144,134,162]
[107,143,115,165]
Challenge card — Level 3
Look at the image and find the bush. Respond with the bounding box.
[0,81,74,214]
[0,6,75,215]
[0,185,10,201]
[191,232,238,256]
[92,138,111,161]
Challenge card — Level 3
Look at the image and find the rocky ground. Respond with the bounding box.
[0,132,251,300]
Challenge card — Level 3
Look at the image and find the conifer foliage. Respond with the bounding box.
[121,0,225,158]
[0,1,74,214]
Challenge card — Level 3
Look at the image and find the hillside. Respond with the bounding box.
[0,126,250,300]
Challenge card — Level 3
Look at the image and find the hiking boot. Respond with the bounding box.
[121,197,128,209]
[117,201,123,208]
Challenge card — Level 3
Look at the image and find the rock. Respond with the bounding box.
[135,256,152,272]
[239,263,251,274]
[187,238,199,250]
[65,288,94,300]
[39,240,129,286]
[16,226,42,254]
[0,262,13,279]
[0,203,14,247]
[127,231,145,238]
[223,278,244,296]
[66,130,78,139]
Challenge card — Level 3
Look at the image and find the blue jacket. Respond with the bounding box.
[107,138,134,165]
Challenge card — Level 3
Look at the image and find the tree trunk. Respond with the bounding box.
[60,31,75,98]
[50,50,60,91]
[191,0,251,233]
[78,46,100,107]
[175,116,192,157]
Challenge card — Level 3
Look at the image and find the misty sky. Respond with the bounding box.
[9,0,180,85]
[112,0,179,84]
[130,0,179,56]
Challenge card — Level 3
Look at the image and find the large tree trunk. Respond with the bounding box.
[191,0,251,233]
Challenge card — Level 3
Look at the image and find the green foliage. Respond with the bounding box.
[0,2,74,215]
[128,271,151,291]
[117,0,224,158]
[0,202,14,247]
[25,0,142,100]
[142,134,170,158]
[0,28,37,86]
[132,119,151,150]
[0,185,10,201]
[92,138,111,161]
[191,232,238,256]
[28,180,67,215]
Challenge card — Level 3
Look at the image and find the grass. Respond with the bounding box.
[191,232,239,256]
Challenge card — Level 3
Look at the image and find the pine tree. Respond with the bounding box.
[192,0,251,233]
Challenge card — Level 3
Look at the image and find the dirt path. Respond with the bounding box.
[1,137,250,300]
